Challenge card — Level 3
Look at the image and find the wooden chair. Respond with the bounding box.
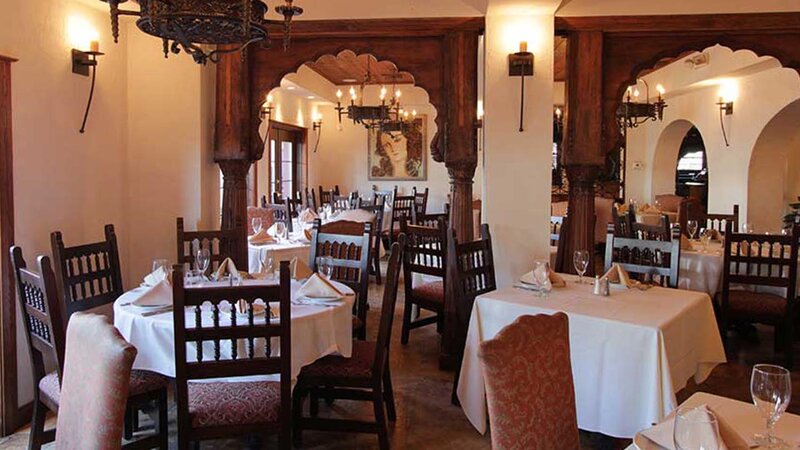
[412,186,429,217]
[604,223,681,288]
[611,206,634,238]
[720,222,798,368]
[13,246,168,450]
[310,219,372,340]
[448,224,497,402]
[551,215,570,273]
[293,238,404,450]
[400,217,447,344]
[319,185,340,206]
[414,211,449,228]
[176,218,245,273]
[332,194,352,213]
[172,262,292,450]
[382,187,415,249]
[55,313,137,450]
[358,195,387,284]
[373,188,393,210]
[304,187,317,211]
[632,214,671,241]
[550,215,565,246]
[269,200,294,234]
[261,194,268,208]
[695,204,739,235]
[479,313,579,449]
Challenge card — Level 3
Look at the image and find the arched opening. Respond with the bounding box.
[651,119,695,200]
[748,97,800,233]
[675,127,708,210]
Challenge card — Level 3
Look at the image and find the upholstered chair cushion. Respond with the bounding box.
[188,381,281,428]
[39,369,168,407]
[247,206,278,235]
[411,280,444,304]
[728,290,787,322]
[55,313,136,450]
[478,313,579,450]
[299,340,375,380]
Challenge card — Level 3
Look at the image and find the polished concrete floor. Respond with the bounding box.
[2,267,799,450]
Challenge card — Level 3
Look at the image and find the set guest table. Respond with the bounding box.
[678,241,724,298]
[248,232,312,273]
[114,278,354,380]
[457,273,726,438]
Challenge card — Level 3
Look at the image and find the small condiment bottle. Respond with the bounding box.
[592,276,602,295]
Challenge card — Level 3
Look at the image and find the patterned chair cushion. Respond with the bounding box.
[39,369,169,406]
[411,281,444,304]
[188,381,281,428]
[728,290,786,321]
[478,313,579,450]
[247,206,278,235]
[299,340,375,380]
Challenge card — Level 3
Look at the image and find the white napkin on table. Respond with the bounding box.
[602,263,651,290]
[143,265,170,287]
[298,208,319,224]
[132,279,172,307]
[296,273,344,299]
[290,257,313,280]
[641,404,749,450]
[248,228,276,245]
[213,257,243,281]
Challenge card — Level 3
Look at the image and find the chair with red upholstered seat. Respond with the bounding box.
[11,245,168,450]
[720,222,799,368]
[55,312,138,450]
[310,219,372,340]
[478,313,580,450]
[172,262,292,450]
[400,217,447,344]
[293,237,405,450]
[50,225,170,448]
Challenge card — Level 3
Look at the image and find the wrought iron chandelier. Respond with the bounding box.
[616,80,667,130]
[101,0,303,65]
[334,65,416,133]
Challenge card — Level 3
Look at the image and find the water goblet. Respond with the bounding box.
[317,256,334,280]
[252,217,263,235]
[196,248,210,277]
[673,406,720,450]
[687,220,699,241]
[275,222,287,242]
[573,250,590,284]
[532,260,551,298]
[260,254,274,278]
[152,258,169,274]
[751,364,792,449]
[699,228,711,253]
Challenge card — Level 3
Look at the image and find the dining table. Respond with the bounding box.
[457,272,726,439]
[626,391,800,449]
[678,240,725,298]
[248,228,312,273]
[114,277,355,381]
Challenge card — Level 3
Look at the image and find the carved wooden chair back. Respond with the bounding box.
[332,195,352,213]
[50,224,124,318]
[177,218,245,273]
[401,218,447,289]
[604,224,681,288]
[696,204,739,235]
[412,187,429,217]
[388,188,415,243]
[318,185,340,207]
[310,219,372,336]
[414,212,449,228]
[268,201,294,234]
[10,247,67,389]
[611,206,634,238]
[550,216,570,273]
[304,187,317,211]
[373,238,404,379]
[373,189,393,210]
[632,214,671,241]
[358,195,386,282]
[550,215,565,246]
[172,262,292,446]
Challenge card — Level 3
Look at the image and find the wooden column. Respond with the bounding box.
[215,49,260,261]
[563,31,604,274]
[442,30,480,243]
[0,54,18,436]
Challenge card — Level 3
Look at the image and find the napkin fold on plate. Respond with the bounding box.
[213,257,251,281]
[290,257,313,280]
[303,229,313,242]
[248,228,276,245]
[235,299,267,317]
[133,279,172,307]
[549,271,567,288]
[143,265,170,287]
[296,273,344,299]
[602,263,651,290]
[640,404,749,450]
[298,208,319,224]
[681,235,694,251]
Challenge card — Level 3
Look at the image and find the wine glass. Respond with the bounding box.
[673,406,720,450]
[743,223,756,234]
[252,217,263,235]
[699,228,711,253]
[275,222,287,242]
[152,258,168,274]
[260,253,274,278]
[751,364,792,448]
[532,260,551,298]
[687,220,699,241]
[317,256,334,280]
[196,248,210,276]
[573,250,590,284]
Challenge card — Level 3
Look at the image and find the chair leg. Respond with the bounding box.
[784,324,795,370]
[158,389,169,450]
[28,398,48,450]
[372,391,390,450]
[383,367,396,421]
[124,405,135,440]
[292,387,305,447]
[373,249,382,285]
[401,299,413,345]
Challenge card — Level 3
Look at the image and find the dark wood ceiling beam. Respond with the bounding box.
[283,17,484,39]
[556,12,800,33]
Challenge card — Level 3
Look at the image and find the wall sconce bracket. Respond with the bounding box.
[72,49,103,76]
[508,52,534,77]
[718,101,734,115]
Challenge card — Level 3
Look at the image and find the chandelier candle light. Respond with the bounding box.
[100,0,303,65]
[617,80,667,130]
[334,62,416,133]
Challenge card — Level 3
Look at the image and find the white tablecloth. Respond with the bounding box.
[114,279,354,380]
[248,241,311,273]
[457,273,726,438]
[678,241,724,298]
[628,392,800,449]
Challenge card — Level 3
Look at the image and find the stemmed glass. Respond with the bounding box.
[673,406,720,450]
[743,223,756,234]
[152,258,168,274]
[751,364,792,448]
[317,256,334,280]
[252,217,263,235]
[699,228,712,253]
[196,248,210,277]
[687,220,699,241]
[532,260,551,298]
[275,222,287,243]
[573,250,590,284]
[260,254,274,279]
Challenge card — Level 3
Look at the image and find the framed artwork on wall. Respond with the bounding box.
[368,115,427,181]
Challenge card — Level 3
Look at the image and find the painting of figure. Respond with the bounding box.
[368,116,427,180]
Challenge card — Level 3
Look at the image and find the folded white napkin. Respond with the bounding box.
[602,263,651,290]
[248,228,276,245]
[213,257,240,281]
[298,208,319,224]
[290,257,313,280]
[641,404,748,450]
[133,279,172,307]
[296,273,344,299]
[143,266,170,287]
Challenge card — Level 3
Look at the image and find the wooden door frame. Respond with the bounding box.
[263,120,308,202]
[0,54,22,436]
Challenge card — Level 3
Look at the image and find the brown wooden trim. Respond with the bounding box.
[0,57,17,436]
[286,17,484,39]
[556,12,800,33]
[0,56,17,64]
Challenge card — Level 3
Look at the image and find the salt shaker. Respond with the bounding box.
[592,276,602,295]
[601,277,610,296]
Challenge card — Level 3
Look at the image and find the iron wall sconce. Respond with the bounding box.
[72,41,103,133]
[312,113,322,152]
[260,94,274,121]
[716,97,734,147]
[508,41,534,132]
